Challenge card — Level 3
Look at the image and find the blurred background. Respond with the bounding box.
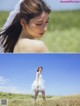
[0,0,80,52]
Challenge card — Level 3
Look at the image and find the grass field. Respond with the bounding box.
[0,10,80,52]
[0,92,80,106]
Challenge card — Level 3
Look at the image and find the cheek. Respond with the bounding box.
[30,24,40,33]
[31,24,38,29]
[26,24,38,36]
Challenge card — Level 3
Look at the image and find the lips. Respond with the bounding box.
[39,32,45,35]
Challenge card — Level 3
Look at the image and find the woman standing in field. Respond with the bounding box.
[0,0,51,53]
[32,66,46,105]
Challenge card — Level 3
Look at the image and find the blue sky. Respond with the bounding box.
[0,0,80,11]
[0,54,80,96]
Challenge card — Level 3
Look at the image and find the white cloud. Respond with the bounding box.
[0,76,9,85]
[0,76,31,94]
[0,86,29,94]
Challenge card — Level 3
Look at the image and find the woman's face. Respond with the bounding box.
[25,12,49,39]
[39,67,43,73]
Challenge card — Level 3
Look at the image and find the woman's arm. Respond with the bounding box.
[36,72,39,88]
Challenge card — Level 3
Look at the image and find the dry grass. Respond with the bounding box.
[1,95,80,106]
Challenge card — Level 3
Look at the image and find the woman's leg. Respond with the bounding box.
[41,90,46,103]
[34,89,39,105]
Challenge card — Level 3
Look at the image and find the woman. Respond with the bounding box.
[32,66,46,105]
[0,0,51,53]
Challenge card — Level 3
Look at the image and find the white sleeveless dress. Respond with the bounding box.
[32,72,45,91]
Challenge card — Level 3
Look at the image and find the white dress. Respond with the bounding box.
[32,72,45,91]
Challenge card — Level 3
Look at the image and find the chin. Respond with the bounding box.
[39,33,44,37]
[34,33,44,38]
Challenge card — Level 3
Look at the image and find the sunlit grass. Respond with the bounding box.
[0,92,80,106]
[43,28,80,52]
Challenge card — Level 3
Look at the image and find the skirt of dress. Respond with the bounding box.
[32,79,45,91]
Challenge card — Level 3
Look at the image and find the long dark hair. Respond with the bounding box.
[0,0,51,53]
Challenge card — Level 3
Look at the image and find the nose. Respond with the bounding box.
[41,24,48,32]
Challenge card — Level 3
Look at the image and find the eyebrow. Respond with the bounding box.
[36,17,49,22]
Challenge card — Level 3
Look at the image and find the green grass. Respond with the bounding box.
[43,10,80,52]
[0,11,9,29]
[0,10,80,52]
[48,10,80,31]
[0,92,33,99]
[43,29,80,52]
[0,92,80,106]
[0,92,52,99]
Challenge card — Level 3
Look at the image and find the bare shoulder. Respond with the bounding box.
[37,40,49,52]
[14,39,49,53]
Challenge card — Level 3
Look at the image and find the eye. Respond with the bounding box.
[35,20,49,26]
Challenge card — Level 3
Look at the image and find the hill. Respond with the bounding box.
[0,92,80,106]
